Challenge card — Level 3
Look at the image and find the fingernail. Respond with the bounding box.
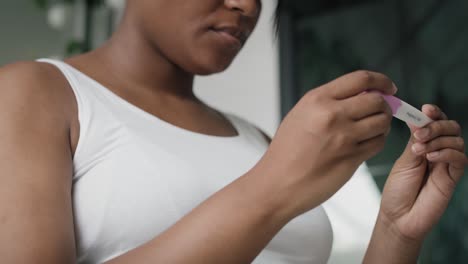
[392,83,398,94]
[412,143,425,154]
[427,151,440,159]
[423,104,436,113]
[414,128,430,140]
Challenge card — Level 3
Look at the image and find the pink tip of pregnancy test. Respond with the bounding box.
[366,90,433,127]
[381,94,402,115]
[365,90,402,114]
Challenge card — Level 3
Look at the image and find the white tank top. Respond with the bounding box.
[38,59,333,264]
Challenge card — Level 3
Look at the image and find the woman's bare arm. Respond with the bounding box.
[106,71,397,264]
[105,165,293,264]
[1,68,400,264]
[0,62,77,263]
[365,106,467,263]
[0,61,295,264]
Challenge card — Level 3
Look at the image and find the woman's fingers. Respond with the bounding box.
[413,120,462,142]
[325,70,397,100]
[354,112,392,142]
[422,104,448,120]
[407,104,448,134]
[426,149,468,170]
[357,134,387,161]
[344,92,392,120]
[412,136,465,155]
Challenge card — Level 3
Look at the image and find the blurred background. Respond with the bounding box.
[1,0,467,263]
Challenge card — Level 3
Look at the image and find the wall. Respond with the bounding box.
[0,0,67,66]
[194,1,281,137]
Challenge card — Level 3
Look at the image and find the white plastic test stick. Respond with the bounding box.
[374,91,433,127]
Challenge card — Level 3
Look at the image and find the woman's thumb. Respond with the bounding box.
[393,104,439,171]
[393,124,426,171]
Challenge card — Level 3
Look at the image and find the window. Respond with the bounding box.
[278,0,468,262]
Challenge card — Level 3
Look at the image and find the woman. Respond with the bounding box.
[0,0,466,263]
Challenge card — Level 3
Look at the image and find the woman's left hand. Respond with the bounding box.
[380,104,468,242]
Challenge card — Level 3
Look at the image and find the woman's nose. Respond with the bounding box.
[224,0,260,18]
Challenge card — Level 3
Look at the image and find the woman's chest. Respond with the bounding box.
[72,136,332,263]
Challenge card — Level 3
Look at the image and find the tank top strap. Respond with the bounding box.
[36,59,87,115]
[36,58,92,164]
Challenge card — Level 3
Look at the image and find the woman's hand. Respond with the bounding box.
[379,105,468,243]
[256,70,396,216]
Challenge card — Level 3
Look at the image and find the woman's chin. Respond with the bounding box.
[188,58,235,76]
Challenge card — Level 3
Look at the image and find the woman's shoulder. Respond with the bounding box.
[0,60,69,93]
[0,60,77,126]
[0,61,73,112]
[0,61,77,262]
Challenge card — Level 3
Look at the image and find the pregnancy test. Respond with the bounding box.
[380,93,433,127]
[369,91,433,127]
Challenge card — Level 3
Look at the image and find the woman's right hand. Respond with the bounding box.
[256,70,397,216]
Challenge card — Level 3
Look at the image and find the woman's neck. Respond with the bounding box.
[92,16,196,100]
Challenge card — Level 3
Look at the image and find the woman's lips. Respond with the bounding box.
[209,26,248,49]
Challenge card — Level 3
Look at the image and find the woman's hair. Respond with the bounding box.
[274,0,282,33]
